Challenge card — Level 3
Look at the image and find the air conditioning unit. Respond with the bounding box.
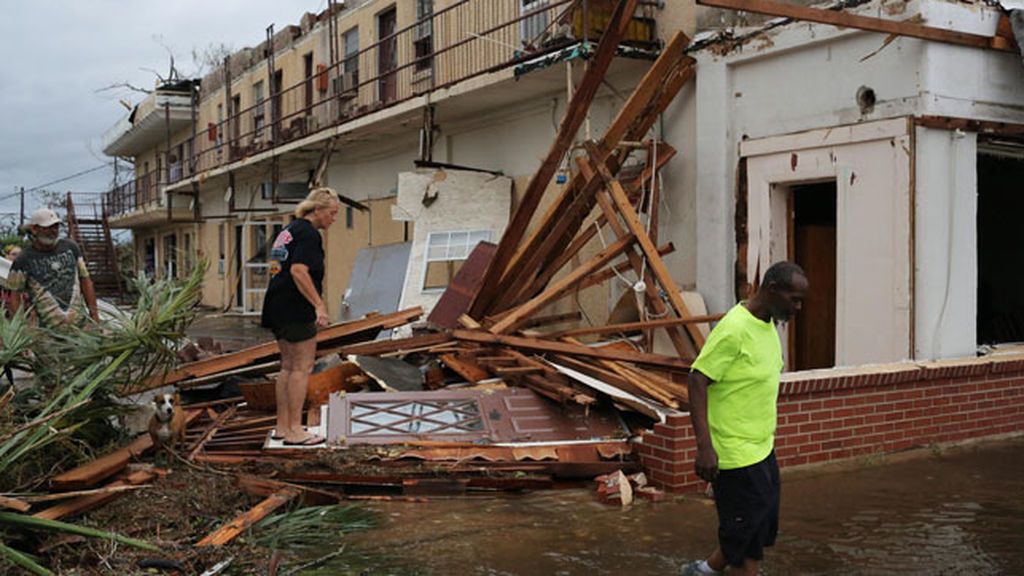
[305,115,320,133]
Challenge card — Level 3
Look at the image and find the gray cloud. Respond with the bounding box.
[0,0,319,217]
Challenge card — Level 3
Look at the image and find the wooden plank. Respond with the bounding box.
[548,313,724,339]
[196,488,300,547]
[235,475,342,506]
[493,33,694,307]
[0,495,30,513]
[915,115,1024,136]
[49,410,201,490]
[138,308,423,390]
[439,353,490,383]
[469,0,642,317]
[328,332,452,357]
[562,337,678,408]
[586,149,706,348]
[696,0,1015,52]
[187,405,238,461]
[452,330,691,370]
[573,242,674,293]
[490,234,635,334]
[35,470,156,521]
[580,153,697,358]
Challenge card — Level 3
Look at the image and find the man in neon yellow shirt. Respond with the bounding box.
[683,261,808,576]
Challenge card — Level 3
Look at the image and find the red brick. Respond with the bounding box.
[787,412,810,424]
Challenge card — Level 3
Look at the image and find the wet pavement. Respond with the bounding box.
[343,437,1024,576]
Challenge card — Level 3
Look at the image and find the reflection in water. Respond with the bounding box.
[339,439,1024,576]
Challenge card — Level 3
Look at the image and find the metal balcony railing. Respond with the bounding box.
[103,167,162,218]
[102,0,659,220]
[187,0,657,176]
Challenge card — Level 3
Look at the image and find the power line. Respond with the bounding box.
[23,163,113,193]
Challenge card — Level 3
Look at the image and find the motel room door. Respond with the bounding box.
[740,118,913,369]
[378,8,398,104]
[235,220,284,314]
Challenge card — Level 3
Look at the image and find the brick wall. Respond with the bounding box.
[636,355,1024,493]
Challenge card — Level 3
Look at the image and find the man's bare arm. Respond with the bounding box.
[688,370,719,482]
[81,277,99,322]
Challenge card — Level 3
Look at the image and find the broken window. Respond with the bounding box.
[422,230,492,291]
[414,0,433,72]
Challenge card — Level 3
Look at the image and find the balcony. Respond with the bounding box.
[102,84,195,157]
[103,167,193,227]
[179,0,659,178]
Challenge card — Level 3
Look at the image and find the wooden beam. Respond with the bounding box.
[548,313,724,339]
[915,115,1024,135]
[187,405,238,461]
[328,332,452,357]
[579,152,697,358]
[494,34,693,312]
[585,147,707,348]
[470,0,643,316]
[35,470,156,521]
[50,411,201,490]
[196,488,300,546]
[439,353,490,383]
[696,0,1016,52]
[452,330,691,370]
[573,242,675,293]
[135,308,422,391]
[489,234,636,334]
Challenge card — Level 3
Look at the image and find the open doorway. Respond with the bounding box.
[790,181,837,370]
[977,150,1024,344]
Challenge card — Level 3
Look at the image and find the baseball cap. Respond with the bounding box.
[29,208,60,228]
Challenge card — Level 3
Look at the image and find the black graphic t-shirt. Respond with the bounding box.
[7,239,91,327]
[260,218,324,329]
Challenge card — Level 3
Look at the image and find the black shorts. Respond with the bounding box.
[270,322,317,343]
[713,451,780,566]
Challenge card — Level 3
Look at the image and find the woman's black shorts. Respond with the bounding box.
[712,451,780,566]
[270,322,317,343]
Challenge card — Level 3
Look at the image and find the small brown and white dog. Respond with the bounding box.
[148,393,186,463]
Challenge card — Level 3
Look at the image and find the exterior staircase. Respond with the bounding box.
[66,193,124,300]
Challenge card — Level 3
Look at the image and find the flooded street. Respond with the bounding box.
[344,437,1024,575]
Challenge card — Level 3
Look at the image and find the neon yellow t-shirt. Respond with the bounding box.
[691,303,783,470]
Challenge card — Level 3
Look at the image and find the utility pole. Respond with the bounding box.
[18,187,25,229]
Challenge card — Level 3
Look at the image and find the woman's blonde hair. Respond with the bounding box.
[295,187,341,218]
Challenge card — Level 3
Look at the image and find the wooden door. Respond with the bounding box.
[791,182,837,370]
[378,8,398,103]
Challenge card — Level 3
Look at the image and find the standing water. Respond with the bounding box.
[341,437,1024,575]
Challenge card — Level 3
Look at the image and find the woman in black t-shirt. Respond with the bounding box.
[261,188,340,446]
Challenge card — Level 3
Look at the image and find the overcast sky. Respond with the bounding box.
[0,1,321,220]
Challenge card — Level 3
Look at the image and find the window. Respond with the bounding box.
[346,206,354,229]
[253,81,266,139]
[414,0,433,72]
[303,52,314,114]
[218,224,226,276]
[183,232,193,275]
[215,103,224,147]
[163,233,178,279]
[422,230,492,291]
[342,27,359,93]
[520,0,550,48]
